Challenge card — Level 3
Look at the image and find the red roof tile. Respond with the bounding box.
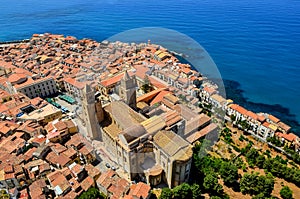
[127,182,151,199]
[150,90,172,106]
[245,111,258,120]
[230,104,248,115]
[282,133,297,142]
[268,114,280,123]
[80,176,94,191]
[137,88,167,103]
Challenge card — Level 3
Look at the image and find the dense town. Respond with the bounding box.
[0,33,299,199]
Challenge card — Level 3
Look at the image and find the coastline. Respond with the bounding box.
[2,38,299,136]
[177,53,300,136]
[224,79,300,136]
[0,33,299,198]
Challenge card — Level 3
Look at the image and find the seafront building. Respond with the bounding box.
[0,33,299,198]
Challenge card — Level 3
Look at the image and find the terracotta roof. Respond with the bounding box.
[282,133,297,142]
[230,104,248,115]
[13,68,33,76]
[14,77,54,89]
[185,113,211,135]
[29,179,47,199]
[257,115,266,122]
[62,147,77,159]
[263,121,271,128]
[211,94,227,105]
[69,163,83,176]
[203,86,216,95]
[150,90,172,106]
[245,111,258,120]
[137,88,166,103]
[127,182,151,199]
[50,143,67,154]
[79,145,93,156]
[163,110,182,127]
[85,164,101,179]
[56,154,71,167]
[278,121,291,132]
[80,176,94,191]
[100,71,133,87]
[64,120,76,129]
[4,165,14,173]
[66,133,84,149]
[96,170,116,188]
[268,114,280,123]
[54,121,68,131]
[108,178,130,199]
[64,77,85,89]
[186,123,218,143]
[148,76,168,89]
[181,67,191,74]
[47,131,60,140]
[8,73,27,84]
[173,104,198,120]
[52,174,70,194]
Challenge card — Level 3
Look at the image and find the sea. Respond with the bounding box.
[0,0,300,134]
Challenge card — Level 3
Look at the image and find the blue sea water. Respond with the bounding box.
[0,0,300,133]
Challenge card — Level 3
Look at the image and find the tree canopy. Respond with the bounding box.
[77,187,105,199]
[240,172,274,197]
[280,186,293,199]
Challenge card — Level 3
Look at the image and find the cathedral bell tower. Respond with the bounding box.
[82,83,102,140]
[119,70,137,110]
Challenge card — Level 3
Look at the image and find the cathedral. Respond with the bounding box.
[80,71,193,188]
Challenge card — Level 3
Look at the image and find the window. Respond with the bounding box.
[185,174,189,180]
[186,163,191,172]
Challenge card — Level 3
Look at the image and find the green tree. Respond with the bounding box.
[219,161,238,186]
[230,114,236,122]
[77,187,105,199]
[280,186,293,199]
[203,173,223,195]
[210,196,222,199]
[141,75,154,93]
[190,184,202,199]
[245,148,259,166]
[259,173,274,197]
[252,193,266,199]
[233,157,244,169]
[193,79,202,88]
[240,173,274,197]
[0,190,9,199]
[173,183,193,199]
[256,154,265,168]
[240,173,258,195]
[159,188,173,199]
